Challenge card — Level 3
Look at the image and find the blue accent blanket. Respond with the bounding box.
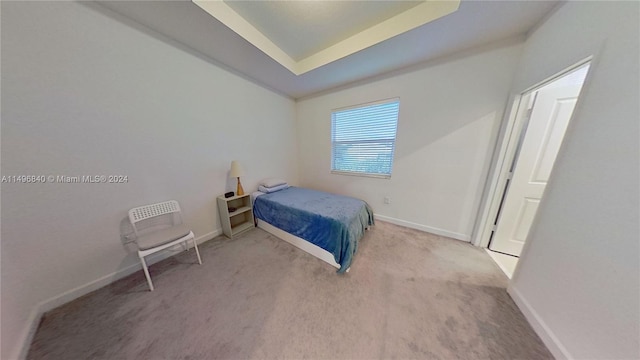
[253,187,374,273]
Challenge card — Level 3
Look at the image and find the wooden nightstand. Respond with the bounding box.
[217,193,254,239]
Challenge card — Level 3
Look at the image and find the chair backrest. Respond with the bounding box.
[129,200,183,236]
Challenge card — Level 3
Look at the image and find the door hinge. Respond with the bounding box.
[506,171,513,180]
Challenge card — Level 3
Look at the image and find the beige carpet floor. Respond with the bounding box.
[28,221,552,359]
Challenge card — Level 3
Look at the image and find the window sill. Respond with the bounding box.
[331,170,391,179]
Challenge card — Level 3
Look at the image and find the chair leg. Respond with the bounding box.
[193,238,202,265]
[139,255,155,291]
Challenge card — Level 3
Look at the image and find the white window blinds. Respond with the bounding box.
[331,99,400,178]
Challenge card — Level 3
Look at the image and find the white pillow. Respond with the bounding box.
[261,178,287,188]
[258,184,289,193]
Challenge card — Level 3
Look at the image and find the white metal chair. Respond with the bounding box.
[128,200,202,291]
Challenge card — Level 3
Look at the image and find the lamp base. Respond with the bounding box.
[236,178,244,196]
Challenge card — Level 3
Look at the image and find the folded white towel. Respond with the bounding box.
[260,178,288,188]
[258,183,289,193]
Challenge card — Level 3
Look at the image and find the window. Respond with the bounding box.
[331,98,400,178]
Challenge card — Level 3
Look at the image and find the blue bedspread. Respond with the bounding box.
[253,187,374,273]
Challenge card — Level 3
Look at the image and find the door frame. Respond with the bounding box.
[472,57,592,248]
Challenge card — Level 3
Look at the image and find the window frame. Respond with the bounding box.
[330,97,400,179]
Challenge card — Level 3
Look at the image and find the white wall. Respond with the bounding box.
[296,42,523,240]
[507,2,639,359]
[1,2,297,359]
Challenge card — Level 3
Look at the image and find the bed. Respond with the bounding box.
[252,186,374,273]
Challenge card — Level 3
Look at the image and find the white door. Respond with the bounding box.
[489,84,582,256]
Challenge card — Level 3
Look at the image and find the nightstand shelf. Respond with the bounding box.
[231,221,254,235]
[231,205,252,216]
[217,193,255,239]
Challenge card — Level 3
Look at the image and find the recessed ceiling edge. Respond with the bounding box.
[192,0,460,76]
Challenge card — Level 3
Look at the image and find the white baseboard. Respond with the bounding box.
[13,229,221,360]
[485,249,517,279]
[507,284,571,360]
[374,214,470,242]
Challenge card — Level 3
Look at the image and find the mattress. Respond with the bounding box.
[253,186,374,272]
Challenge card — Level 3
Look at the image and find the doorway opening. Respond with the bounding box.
[481,61,591,278]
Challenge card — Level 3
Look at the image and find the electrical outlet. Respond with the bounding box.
[384,197,391,204]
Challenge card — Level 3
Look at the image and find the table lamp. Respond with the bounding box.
[230,160,245,196]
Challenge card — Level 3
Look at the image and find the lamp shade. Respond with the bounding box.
[229,160,244,178]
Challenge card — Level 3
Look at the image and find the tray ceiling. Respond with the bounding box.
[223,1,424,61]
[93,0,560,99]
[194,0,459,74]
